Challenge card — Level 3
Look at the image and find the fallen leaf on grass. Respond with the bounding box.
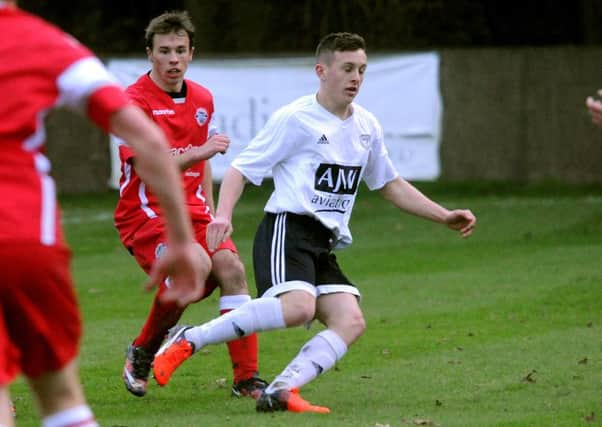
[584,412,596,422]
[521,369,537,383]
[413,418,435,425]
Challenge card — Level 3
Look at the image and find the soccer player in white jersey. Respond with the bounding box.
[0,2,206,426]
[153,32,477,413]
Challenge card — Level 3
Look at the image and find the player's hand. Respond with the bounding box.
[144,242,206,307]
[200,134,230,158]
[444,209,476,238]
[586,91,602,127]
[206,216,233,252]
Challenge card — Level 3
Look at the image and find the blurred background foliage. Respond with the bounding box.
[17,0,602,55]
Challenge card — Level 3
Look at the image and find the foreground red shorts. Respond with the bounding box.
[128,218,238,299]
[0,243,81,385]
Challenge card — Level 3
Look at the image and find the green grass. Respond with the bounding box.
[10,182,602,427]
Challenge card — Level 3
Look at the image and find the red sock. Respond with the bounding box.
[221,308,259,383]
[133,284,185,354]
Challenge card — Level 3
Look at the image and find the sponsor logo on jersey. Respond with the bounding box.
[314,163,361,195]
[152,109,175,116]
[169,143,194,156]
[317,134,329,144]
[195,108,209,126]
[310,194,352,213]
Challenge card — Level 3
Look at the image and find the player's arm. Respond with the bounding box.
[174,134,230,171]
[202,160,215,214]
[110,105,210,305]
[379,177,476,237]
[206,167,247,251]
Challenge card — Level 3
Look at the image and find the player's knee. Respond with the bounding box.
[196,243,213,275]
[280,291,316,326]
[349,312,367,339]
[332,311,366,344]
[212,251,248,293]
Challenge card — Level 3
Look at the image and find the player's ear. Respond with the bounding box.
[315,63,326,81]
[146,46,153,62]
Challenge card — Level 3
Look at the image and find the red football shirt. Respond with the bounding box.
[114,74,215,247]
[0,6,129,245]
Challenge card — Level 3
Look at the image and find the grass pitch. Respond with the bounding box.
[10,182,602,426]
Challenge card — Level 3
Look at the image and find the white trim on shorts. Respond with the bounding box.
[261,281,361,301]
[316,284,361,298]
[262,280,317,298]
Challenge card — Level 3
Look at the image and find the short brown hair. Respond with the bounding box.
[145,10,195,49]
[315,32,366,63]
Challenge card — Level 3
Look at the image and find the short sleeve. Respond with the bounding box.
[362,120,398,190]
[232,107,300,185]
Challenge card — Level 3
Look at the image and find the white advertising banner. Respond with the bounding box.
[107,53,441,188]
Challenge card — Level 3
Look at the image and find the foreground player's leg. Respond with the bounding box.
[0,388,14,426]
[28,360,98,427]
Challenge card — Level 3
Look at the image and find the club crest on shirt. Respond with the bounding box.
[360,134,371,148]
[195,108,209,126]
[155,242,167,259]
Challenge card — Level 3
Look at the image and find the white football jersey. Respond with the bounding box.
[232,94,398,248]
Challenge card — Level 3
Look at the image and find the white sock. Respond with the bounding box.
[265,329,347,393]
[185,297,285,351]
[43,404,98,427]
[219,294,251,311]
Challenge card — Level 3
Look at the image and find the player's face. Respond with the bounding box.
[320,49,367,107]
[147,31,193,92]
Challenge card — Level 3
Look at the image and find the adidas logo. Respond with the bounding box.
[317,134,329,144]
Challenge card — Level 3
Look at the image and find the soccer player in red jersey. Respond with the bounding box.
[0,2,207,426]
[114,11,265,399]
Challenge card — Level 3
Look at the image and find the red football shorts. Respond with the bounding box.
[0,243,81,385]
[128,218,238,299]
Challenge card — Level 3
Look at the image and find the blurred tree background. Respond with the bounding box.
[17,0,602,55]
